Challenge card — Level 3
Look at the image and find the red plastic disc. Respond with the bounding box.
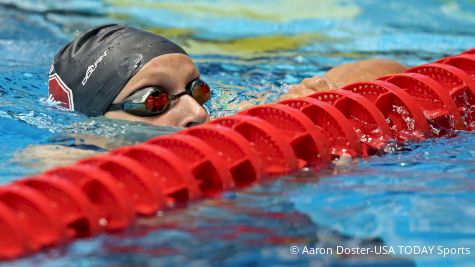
[435,54,475,65]
[182,124,263,185]
[341,80,431,141]
[461,48,475,55]
[113,144,202,208]
[79,155,167,216]
[17,175,100,239]
[147,134,235,194]
[279,97,362,157]
[0,184,64,251]
[45,165,135,232]
[0,201,27,259]
[211,114,298,176]
[379,73,464,135]
[240,104,331,168]
[437,54,475,131]
[434,55,475,130]
[308,90,393,151]
[436,55,475,78]
[406,63,475,130]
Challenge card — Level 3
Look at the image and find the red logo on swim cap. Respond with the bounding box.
[48,72,74,111]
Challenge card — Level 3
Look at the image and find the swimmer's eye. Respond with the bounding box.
[107,79,211,116]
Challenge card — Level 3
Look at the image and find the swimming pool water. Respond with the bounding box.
[1,0,475,266]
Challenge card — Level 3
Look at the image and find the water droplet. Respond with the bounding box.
[134,58,142,70]
[99,218,108,226]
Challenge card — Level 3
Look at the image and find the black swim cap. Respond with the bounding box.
[48,24,187,116]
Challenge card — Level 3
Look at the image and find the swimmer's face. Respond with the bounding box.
[104,53,210,127]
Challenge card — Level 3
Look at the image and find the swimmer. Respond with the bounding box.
[17,24,408,170]
[49,24,407,125]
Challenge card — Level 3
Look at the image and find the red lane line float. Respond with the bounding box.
[16,175,100,239]
[240,104,331,168]
[0,202,27,259]
[461,48,475,55]
[378,73,464,136]
[341,81,431,141]
[434,55,475,129]
[146,134,235,195]
[279,97,362,157]
[181,124,263,186]
[0,185,65,252]
[113,144,202,208]
[307,90,393,153]
[211,114,299,176]
[406,63,475,130]
[435,55,475,80]
[78,155,166,216]
[45,165,135,232]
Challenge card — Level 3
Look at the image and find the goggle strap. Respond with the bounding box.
[170,91,189,100]
[107,103,124,112]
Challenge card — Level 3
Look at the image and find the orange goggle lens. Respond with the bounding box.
[191,80,211,105]
[145,91,170,113]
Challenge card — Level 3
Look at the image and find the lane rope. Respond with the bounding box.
[1,50,475,260]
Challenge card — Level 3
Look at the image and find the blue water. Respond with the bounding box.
[1,0,475,266]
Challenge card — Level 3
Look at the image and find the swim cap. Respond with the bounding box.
[48,24,187,116]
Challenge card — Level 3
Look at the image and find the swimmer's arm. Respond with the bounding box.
[12,144,103,173]
[279,59,408,100]
[11,132,134,173]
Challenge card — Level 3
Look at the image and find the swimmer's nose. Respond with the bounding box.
[179,95,210,127]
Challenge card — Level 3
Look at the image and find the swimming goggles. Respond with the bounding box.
[108,79,211,116]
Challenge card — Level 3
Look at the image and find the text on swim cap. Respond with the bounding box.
[82,50,108,86]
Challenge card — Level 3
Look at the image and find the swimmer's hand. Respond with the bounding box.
[279,75,337,100]
[278,59,408,101]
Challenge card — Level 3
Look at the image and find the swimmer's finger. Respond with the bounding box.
[279,84,315,100]
[289,84,316,95]
[300,76,335,92]
[279,90,307,100]
[279,93,299,100]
